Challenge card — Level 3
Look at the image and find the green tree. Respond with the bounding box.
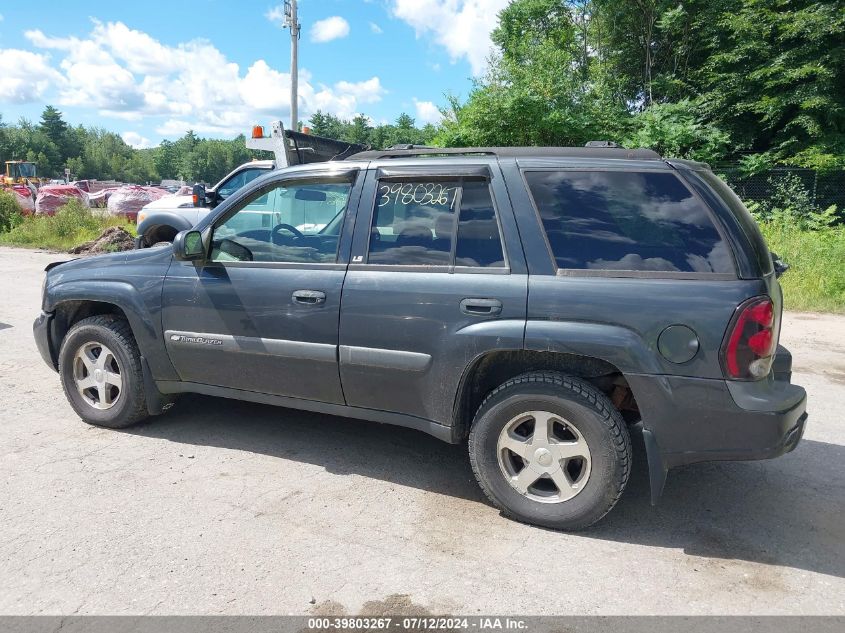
[623,100,731,163]
[308,111,345,139]
[153,140,179,180]
[384,113,437,147]
[39,106,68,148]
[698,0,845,166]
[65,156,85,180]
[344,114,372,145]
[436,0,630,147]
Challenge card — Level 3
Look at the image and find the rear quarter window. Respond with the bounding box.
[697,170,774,276]
[524,170,735,275]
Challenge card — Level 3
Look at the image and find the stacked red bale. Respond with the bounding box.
[106,185,170,222]
[35,185,89,216]
[10,185,35,215]
[88,187,120,208]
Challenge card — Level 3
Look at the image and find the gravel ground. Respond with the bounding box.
[0,246,843,615]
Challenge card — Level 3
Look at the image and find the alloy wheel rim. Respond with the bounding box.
[72,342,123,410]
[496,410,592,503]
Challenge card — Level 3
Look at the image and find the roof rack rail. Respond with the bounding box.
[345,146,661,161]
[385,144,436,151]
[584,140,619,148]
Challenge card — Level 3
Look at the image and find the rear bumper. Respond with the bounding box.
[628,366,807,470]
[33,311,57,370]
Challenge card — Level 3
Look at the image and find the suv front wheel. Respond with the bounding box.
[58,315,150,429]
[469,372,631,530]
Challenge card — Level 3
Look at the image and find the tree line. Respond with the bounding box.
[0,107,437,186]
[434,0,844,172]
[2,0,842,185]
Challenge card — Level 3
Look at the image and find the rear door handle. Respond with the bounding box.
[292,290,326,305]
[460,298,502,316]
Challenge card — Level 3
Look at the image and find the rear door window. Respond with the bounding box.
[524,170,734,274]
[368,179,505,268]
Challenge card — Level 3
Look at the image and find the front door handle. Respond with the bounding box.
[292,290,326,305]
[460,298,502,316]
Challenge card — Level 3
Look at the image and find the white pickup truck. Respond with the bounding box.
[136,122,365,247]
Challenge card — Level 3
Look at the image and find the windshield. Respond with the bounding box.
[15,163,37,178]
[216,167,266,199]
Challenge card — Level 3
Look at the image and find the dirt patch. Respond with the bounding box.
[360,595,434,617]
[792,365,845,384]
[828,372,845,385]
[69,226,135,255]
[310,600,349,616]
[310,594,433,617]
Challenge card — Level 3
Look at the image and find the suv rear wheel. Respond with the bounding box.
[468,372,631,530]
[58,315,149,429]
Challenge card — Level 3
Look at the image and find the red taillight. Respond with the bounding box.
[746,300,773,328]
[723,297,777,380]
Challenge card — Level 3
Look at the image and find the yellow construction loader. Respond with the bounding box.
[3,160,46,186]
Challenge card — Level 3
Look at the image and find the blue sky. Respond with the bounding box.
[0,1,510,148]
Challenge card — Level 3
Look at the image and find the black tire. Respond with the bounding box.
[58,315,149,429]
[468,371,631,530]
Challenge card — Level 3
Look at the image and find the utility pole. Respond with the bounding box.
[283,0,301,131]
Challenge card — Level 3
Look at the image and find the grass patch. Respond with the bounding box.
[761,224,845,313]
[0,199,136,252]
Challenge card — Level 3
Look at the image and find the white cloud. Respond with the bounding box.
[17,20,386,138]
[369,22,383,34]
[414,99,442,125]
[121,131,152,149]
[239,60,292,112]
[265,4,288,27]
[310,77,386,120]
[389,0,509,75]
[0,49,63,103]
[310,16,350,43]
[333,77,386,105]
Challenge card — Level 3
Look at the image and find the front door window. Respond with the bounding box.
[211,179,352,263]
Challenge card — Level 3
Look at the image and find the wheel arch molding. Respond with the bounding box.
[45,281,175,380]
[137,212,194,243]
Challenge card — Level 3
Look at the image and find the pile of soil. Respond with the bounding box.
[69,227,136,255]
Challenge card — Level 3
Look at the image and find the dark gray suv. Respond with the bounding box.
[34,146,807,529]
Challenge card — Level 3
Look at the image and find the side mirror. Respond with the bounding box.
[771,251,789,278]
[173,230,205,261]
[192,184,220,208]
[192,183,206,208]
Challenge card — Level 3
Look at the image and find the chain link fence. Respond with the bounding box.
[717,166,845,213]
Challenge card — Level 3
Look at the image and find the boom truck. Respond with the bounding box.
[135,122,367,247]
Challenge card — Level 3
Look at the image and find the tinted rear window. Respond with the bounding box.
[698,171,773,275]
[524,170,734,274]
